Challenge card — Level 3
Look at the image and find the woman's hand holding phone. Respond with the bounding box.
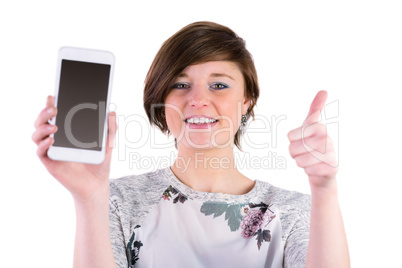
[32,95,117,202]
[33,96,118,266]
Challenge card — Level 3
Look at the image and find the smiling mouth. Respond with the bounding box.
[184,117,218,124]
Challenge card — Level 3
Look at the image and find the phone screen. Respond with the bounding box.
[53,59,111,151]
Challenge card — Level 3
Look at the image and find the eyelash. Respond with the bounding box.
[172,82,230,90]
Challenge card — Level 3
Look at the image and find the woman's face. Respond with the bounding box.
[164,61,250,150]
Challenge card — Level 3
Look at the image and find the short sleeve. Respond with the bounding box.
[109,197,128,268]
[283,195,311,268]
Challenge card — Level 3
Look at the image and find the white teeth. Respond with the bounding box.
[186,117,217,124]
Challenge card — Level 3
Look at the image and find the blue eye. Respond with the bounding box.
[172,82,190,89]
[210,82,229,90]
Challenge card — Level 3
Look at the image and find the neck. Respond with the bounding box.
[170,145,255,195]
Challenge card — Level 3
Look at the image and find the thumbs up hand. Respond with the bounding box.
[287,90,338,190]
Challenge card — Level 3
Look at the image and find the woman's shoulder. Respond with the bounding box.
[255,179,311,213]
[255,180,311,239]
[109,167,172,202]
[110,167,168,186]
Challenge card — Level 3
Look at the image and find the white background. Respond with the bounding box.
[1,0,401,267]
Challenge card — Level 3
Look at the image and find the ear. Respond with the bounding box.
[242,97,252,115]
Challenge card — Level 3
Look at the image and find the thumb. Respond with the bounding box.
[304,90,328,126]
[105,112,117,158]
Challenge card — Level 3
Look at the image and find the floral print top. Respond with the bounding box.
[109,167,311,268]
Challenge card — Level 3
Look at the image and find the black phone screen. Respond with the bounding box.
[53,59,111,151]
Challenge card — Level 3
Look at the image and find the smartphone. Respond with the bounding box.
[47,46,115,164]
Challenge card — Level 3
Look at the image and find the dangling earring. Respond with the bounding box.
[240,114,248,135]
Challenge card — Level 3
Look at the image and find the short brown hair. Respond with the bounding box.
[143,21,260,151]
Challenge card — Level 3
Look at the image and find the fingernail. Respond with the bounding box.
[47,107,53,114]
[47,125,55,131]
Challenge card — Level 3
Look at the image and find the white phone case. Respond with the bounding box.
[47,46,115,164]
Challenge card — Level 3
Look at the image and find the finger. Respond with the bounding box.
[287,122,327,142]
[36,136,54,159]
[105,112,117,161]
[288,136,328,158]
[34,105,57,129]
[32,124,58,145]
[294,148,337,170]
[34,96,56,129]
[46,95,55,107]
[304,162,338,179]
[304,90,328,126]
[108,112,117,145]
[294,152,323,168]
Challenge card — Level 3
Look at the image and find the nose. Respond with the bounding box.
[188,84,210,108]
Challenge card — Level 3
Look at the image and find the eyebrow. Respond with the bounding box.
[177,73,235,81]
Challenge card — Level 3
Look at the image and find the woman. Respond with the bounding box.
[32,21,350,267]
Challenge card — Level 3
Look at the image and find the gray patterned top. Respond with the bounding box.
[109,167,311,267]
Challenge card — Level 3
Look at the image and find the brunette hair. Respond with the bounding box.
[143,21,260,150]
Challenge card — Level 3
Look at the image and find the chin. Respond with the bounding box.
[178,135,233,150]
